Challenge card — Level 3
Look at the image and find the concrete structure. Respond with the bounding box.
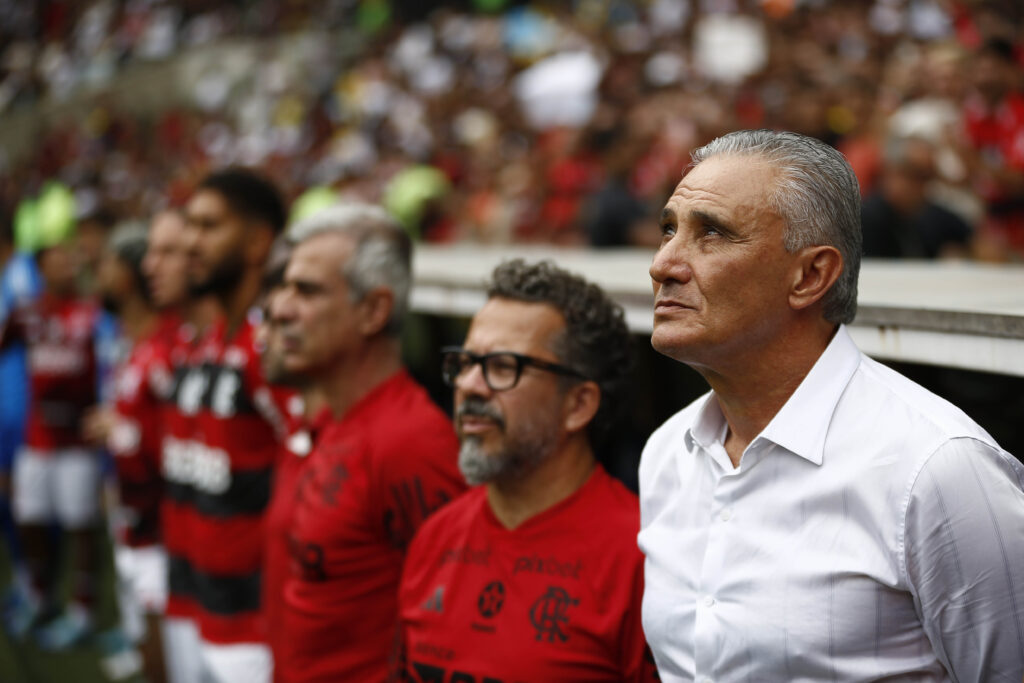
[411,246,1024,377]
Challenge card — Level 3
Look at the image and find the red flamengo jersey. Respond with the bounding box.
[264,399,329,675]
[160,317,206,621]
[399,466,657,683]
[163,313,289,644]
[279,371,465,682]
[109,316,177,547]
[17,295,100,450]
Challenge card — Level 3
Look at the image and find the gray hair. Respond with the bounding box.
[287,202,412,336]
[691,130,862,325]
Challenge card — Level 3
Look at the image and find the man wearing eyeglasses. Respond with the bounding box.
[268,203,465,682]
[397,259,656,682]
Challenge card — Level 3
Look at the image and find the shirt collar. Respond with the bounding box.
[758,325,862,465]
[685,391,728,453]
[683,326,862,466]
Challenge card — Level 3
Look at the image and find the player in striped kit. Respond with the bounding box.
[162,169,290,683]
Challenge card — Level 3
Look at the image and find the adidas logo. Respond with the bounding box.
[422,586,444,613]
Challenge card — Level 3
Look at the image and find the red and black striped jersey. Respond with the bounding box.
[108,314,177,547]
[1,294,101,450]
[163,311,290,644]
[398,466,657,683]
[160,315,205,621]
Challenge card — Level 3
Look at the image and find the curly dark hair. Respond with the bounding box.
[197,167,287,236]
[487,258,632,445]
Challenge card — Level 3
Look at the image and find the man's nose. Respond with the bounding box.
[650,234,694,286]
[269,288,296,322]
[182,225,200,253]
[454,360,492,397]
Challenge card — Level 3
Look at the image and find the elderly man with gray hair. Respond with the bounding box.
[639,129,1024,681]
[266,203,465,682]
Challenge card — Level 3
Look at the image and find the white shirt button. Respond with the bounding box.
[703,595,715,608]
[719,507,733,521]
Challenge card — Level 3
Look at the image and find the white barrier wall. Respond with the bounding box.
[412,245,1024,377]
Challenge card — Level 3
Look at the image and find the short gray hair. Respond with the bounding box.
[287,202,412,336]
[691,130,862,325]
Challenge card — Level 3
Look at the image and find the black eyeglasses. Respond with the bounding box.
[441,346,585,392]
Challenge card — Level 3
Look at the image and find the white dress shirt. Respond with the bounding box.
[638,325,1024,682]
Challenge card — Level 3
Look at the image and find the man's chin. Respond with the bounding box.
[186,278,215,298]
[457,438,504,486]
[457,433,485,452]
[282,358,318,380]
[651,327,704,363]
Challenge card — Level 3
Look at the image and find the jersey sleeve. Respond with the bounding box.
[370,414,464,552]
[904,437,1024,682]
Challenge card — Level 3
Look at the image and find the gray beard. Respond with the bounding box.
[457,414,559,486]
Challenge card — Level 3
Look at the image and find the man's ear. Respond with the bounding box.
[789,246,843,311]
[357,286,395,337]
[562,381,601,436]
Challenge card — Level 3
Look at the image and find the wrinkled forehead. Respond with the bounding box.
[666,154,781,215]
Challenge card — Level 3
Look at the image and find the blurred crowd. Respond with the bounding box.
[1,0,1023,259]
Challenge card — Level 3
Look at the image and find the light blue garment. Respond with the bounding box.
[0,251,41,565]
[0,252,41,471]
[92,308,121,478]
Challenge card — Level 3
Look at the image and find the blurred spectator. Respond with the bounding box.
[580,127,655,247]
[887,42,983,229]
[862,135,973,259]
[961,37,1024,257]
[0,0,1023,259]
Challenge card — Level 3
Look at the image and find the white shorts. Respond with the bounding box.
[162,617,207,683]
[12,446,102,528]
[162,620,271,683]
[200,640,272,683]
[114,545,168,641]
